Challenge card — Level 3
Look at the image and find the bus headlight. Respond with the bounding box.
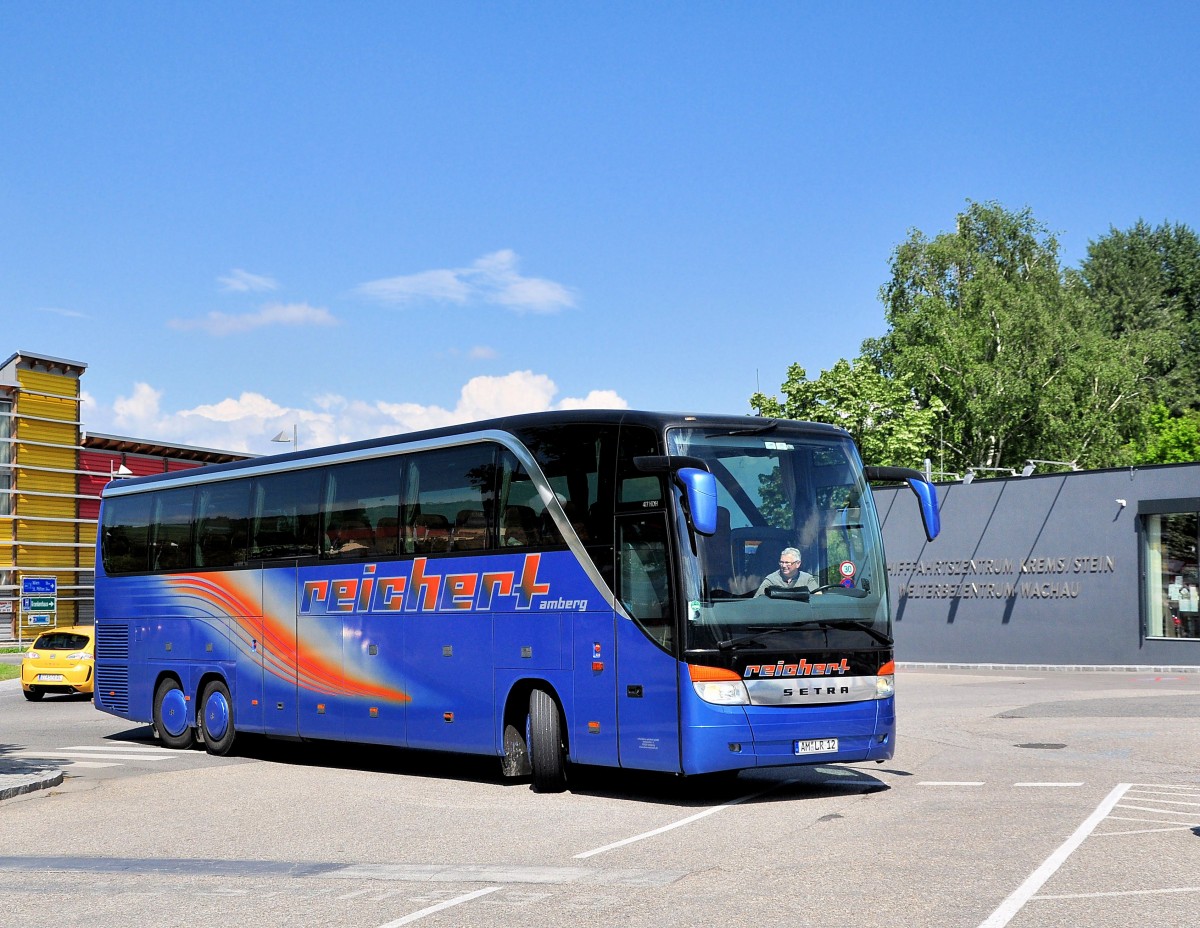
[687,665,749,705]
[876,660,895,699]
[692,680,750,705]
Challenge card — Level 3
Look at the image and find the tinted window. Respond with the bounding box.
[196,481,251,568]
[32,632,91,651]
[102,494,153,574]
[513,424,618,547]
[407,445,497,554]
[323,457,403,559]
[617,513,674,651]
[498,449,563,548]
[150,488,195,571]
[251,470,322,559]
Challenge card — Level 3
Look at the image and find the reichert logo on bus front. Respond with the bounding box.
[743,658,850,679]
[300,553,554,614]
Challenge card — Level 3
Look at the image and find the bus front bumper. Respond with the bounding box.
[680,696,895,775]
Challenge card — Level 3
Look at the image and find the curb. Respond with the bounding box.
[0,769,64,802]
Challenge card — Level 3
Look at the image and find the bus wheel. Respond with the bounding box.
[153,678,195,749]
[528,688,567,793]
[200,680,236,756]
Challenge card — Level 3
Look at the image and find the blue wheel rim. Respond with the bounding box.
[160,688,189,738]
[204,689,230,740]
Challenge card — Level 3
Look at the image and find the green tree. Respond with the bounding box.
[750,358,937,469]
[1076,220,1200,413]
[868,201,1149,472]
[1120,403,1200,465]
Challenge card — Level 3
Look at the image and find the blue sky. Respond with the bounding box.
[3,2,1197,453]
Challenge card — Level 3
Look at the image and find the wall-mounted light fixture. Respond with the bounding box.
[1023,459,1079,476]
[963,466,1017,485]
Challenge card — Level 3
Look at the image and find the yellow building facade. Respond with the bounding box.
[1,350,248,643]
[0,351,89,640]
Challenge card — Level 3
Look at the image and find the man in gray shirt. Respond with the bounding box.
[755,547,818,596]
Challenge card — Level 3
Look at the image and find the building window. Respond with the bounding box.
[1143,511,1200,640]
[0,397,10,516]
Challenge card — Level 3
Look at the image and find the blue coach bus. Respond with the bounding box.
[94,410,938,791]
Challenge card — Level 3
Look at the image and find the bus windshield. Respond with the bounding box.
[667,426,888,653]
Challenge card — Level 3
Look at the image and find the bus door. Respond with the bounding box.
[260,562,301,738]
[295,562,348,741]
[615,513,681,772]
[232,567,265,733]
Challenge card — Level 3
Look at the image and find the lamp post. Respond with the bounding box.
[271,424,299,451]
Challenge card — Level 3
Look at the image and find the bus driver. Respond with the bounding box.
[755,547,818,596]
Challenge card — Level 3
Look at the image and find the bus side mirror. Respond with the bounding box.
[906,476,940,542]
[864,465,941,543]
[633,455,719,537]
[676,467,718,536]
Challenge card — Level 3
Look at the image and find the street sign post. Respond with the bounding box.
[19,577,58,643]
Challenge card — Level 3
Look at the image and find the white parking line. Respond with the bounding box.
[1034,886,1200,900]
[46,761,121,769]
[17,751,172,762]
[375,886,502,926]
[918,781,985,786]
[1014,782,1083,787]
[573,778,801,859]
[976,783,1131,928]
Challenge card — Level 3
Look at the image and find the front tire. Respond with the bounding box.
[153,677,195,749]
[200,680,236,756]
[528,688,567,793]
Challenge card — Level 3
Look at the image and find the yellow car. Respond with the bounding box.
[21,625,95,700]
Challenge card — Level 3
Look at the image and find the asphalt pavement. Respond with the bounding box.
[1,650,65,798]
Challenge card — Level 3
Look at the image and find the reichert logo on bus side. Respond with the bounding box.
[300,552,565,615]
[743,658,850,678]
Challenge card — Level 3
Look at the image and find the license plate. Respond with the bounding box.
[37,674,64,682]
[795,738,838,755]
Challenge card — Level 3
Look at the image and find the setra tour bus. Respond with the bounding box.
[93,410,939,792]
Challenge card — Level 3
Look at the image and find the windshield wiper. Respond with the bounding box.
[764,584,869,601]
[706,419,777,437]
[811,619,892,646]
[717,628,798,651]
[718,619,891,651]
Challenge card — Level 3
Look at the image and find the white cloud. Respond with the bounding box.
[168,302,338,336]
[112,382,164,425]
[356,250,576,314]
[37,306,88,319]
[218,269,279,293]
[87,372,626,454]
[468,345,498,360]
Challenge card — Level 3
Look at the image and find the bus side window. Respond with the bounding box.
[496,450,563,548]
[195,481,250,568]
[322,457,402,560]
[150,488,196,572]
[617,514,674,651]
[405,445,498,555]
[251,469,323,560]
[102,494,154,574]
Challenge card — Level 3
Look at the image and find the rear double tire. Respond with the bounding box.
[528,688,567,793]
[153,677,195,749]
[200,679,236,756]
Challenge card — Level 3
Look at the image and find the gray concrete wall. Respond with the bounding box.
[874,463,1200,668]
